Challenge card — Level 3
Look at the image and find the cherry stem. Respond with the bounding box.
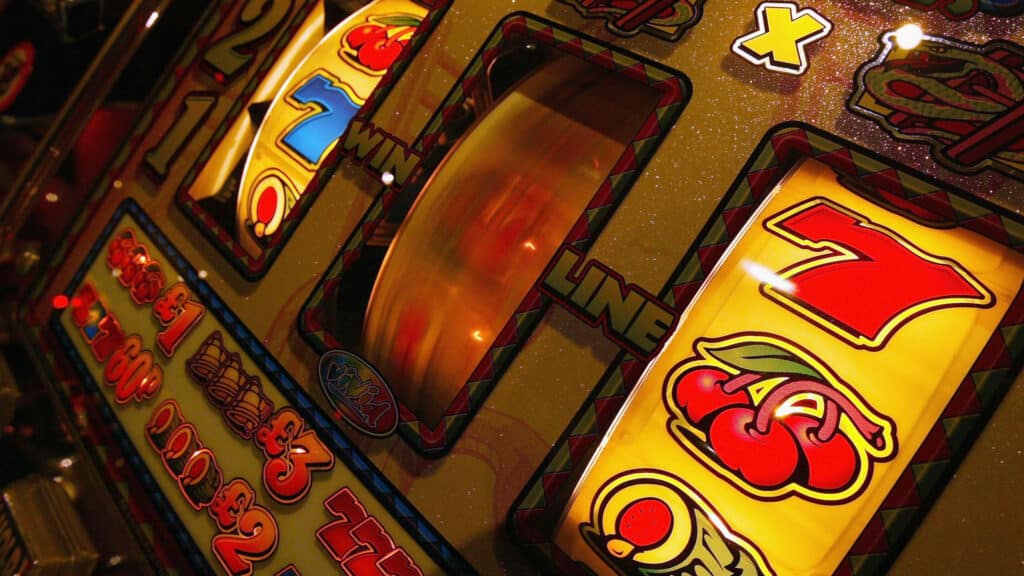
[817,398,840,441]
[752,380,884,448]
[721,372,762,394]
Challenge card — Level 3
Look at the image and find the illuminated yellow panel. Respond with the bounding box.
[185,0,426,260]
[237,0,425,256]
[555,159,1024,575]
[184,5,325,207]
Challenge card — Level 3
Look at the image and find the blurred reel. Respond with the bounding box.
[363,54,658,427]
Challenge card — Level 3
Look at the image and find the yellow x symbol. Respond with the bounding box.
[732,2,832,75]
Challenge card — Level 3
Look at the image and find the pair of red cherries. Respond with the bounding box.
[344,19,418,72]
[672,367,887,492]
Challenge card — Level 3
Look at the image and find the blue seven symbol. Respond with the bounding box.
[281,73,362,166]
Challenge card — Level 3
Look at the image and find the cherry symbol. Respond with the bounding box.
[346,23,409,71]
[754,379,886,451]
[606,498,672,559]
[108,231,137,269]
[781,413,858,492]
[345,24,384,48]
[708,406,800,489]
[255,185,278,228]
[752,379,886,492]
[672,368,756,425]
[358,35,404,71]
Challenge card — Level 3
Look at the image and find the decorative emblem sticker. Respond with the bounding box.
[851,32,1024,180]
[318,350,399,438]
[664,333,898,502]
[581,470,774,575]
[557,0,705,41]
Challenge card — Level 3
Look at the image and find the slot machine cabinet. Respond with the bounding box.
[10,0,1024,574]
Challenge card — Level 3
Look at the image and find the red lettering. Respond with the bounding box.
[69,283,126,362]
[342,519,420,576]
[117,245,150,288]
[378,551,422,576]
[90,314,127,362]
[212,506,279,576]
[209,479,256,532]
[129,261,166,305]
[70,283,99,327]
[317,488,422,576]
[255,409,334,504]
[764,198,992,348]
[318,489,368,557]
[145,401,279,576]
[154,283,206,357]
[107,229,138,270]
[104,335,163,403]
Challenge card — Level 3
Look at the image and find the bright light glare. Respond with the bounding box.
[381,171,395,186]
[741,259,795,294]
[44,192,59,203]
[774,404,803,419]
[894,24,923,50]
[472,330,484,342]
[145,11,160,29]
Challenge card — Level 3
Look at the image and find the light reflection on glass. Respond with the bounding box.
[741,259,795,294]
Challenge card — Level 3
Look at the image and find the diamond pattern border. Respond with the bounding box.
[508,121,1024,576]
[299,12,690,456]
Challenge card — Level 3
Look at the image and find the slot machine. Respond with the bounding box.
[10,0,1024,574]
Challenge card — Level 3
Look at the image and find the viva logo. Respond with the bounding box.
[318,350,398,437]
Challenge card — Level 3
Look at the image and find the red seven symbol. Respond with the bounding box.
[762,197,993,349]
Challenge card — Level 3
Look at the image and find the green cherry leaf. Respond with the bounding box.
[705,341,823,380]
[376,15,423,28]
